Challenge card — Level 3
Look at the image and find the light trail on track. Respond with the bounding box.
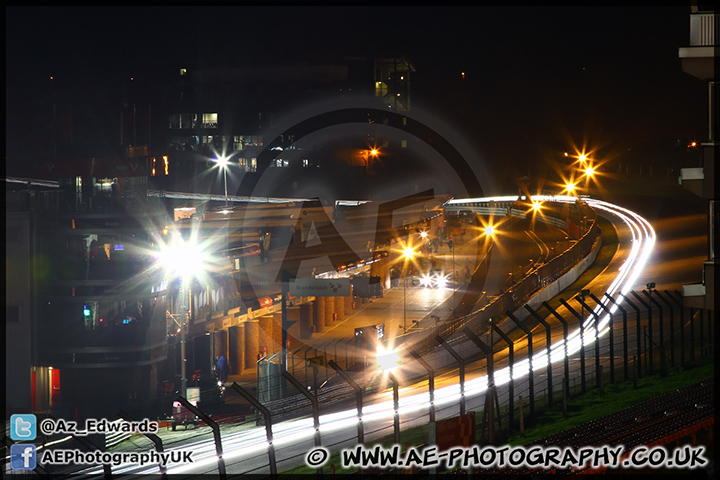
[75,195,655,477]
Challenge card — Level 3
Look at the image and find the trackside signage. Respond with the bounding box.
[289,279,351,297]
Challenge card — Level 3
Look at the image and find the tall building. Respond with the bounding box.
[5,55,417,419]
[678,4,717,311]
[5,165,172,420]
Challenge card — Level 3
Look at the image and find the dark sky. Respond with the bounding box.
[5,6,708,175]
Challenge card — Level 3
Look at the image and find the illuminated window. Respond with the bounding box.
[233,135,244,151]
[202,113,218,128]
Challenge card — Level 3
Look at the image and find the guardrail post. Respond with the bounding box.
[304,346,313,387]
[542,301,570,398]
[409,347,436,474]
[663,290,685,365]
[618,293,643,378]
[282,370,323,477]
[463,327,502,444]
[118,410,167,477]
[435,335,467,416]
[558,299,586,394]
[408,348,435,424]
[328,360,364,444]
[603,294,629,381]
[230,383,278,479]
[291,347,302,375]
[672,290,695,361]
[654,291,676,367]
[174,395,226,479]
[589,293,615,384]
[524,305,554,406]
[389,373,401,445]
[345,338,353,370]
[629,291,653,374]
[505,311,535,421]
[490,324,515,434]
[643,289,666,370]
[575,296,602,390]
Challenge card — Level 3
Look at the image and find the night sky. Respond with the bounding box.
[5,6,708,179]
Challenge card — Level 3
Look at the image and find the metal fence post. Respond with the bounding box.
[619,293,643,378]
[524,305,554,407]
[390,373,401,445]
[175,395,226,479]
[575,296,601,390]
[559,299,586,394]
[603,294,629,381]
[663,290,685,365]
[630,291,653,374]
[654,291,676,367]
[463,327,501,444]
[505,310,535,421]
[118,410,167,478]
[328,360,364,444]
[589,293,615,384]
[643,289,665,368]
[230,383,278,479]
[282,370,323,477]
[491,324,515,434]
[409,347,436,473]
[542,301,570,398]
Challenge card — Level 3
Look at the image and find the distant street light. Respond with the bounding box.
[366,148,379,173]
[216,154,230,206]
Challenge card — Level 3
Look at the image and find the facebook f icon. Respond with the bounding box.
[10,414,36,440]
[10,444,37,470]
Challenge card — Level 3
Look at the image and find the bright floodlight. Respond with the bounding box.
[578,154,587,163]
[565,182,576,193]
[377,345,402,372]
[403,246,416,259]
[483,225,496,236]
[156,239,209,280]
[419,230,428,239]
[216,155,229,168]
[584,166,595,177]
[532,201,542,212]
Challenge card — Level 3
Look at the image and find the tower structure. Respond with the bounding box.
[679,3,718,311]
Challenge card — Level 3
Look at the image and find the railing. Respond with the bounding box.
[690,12,718,46]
